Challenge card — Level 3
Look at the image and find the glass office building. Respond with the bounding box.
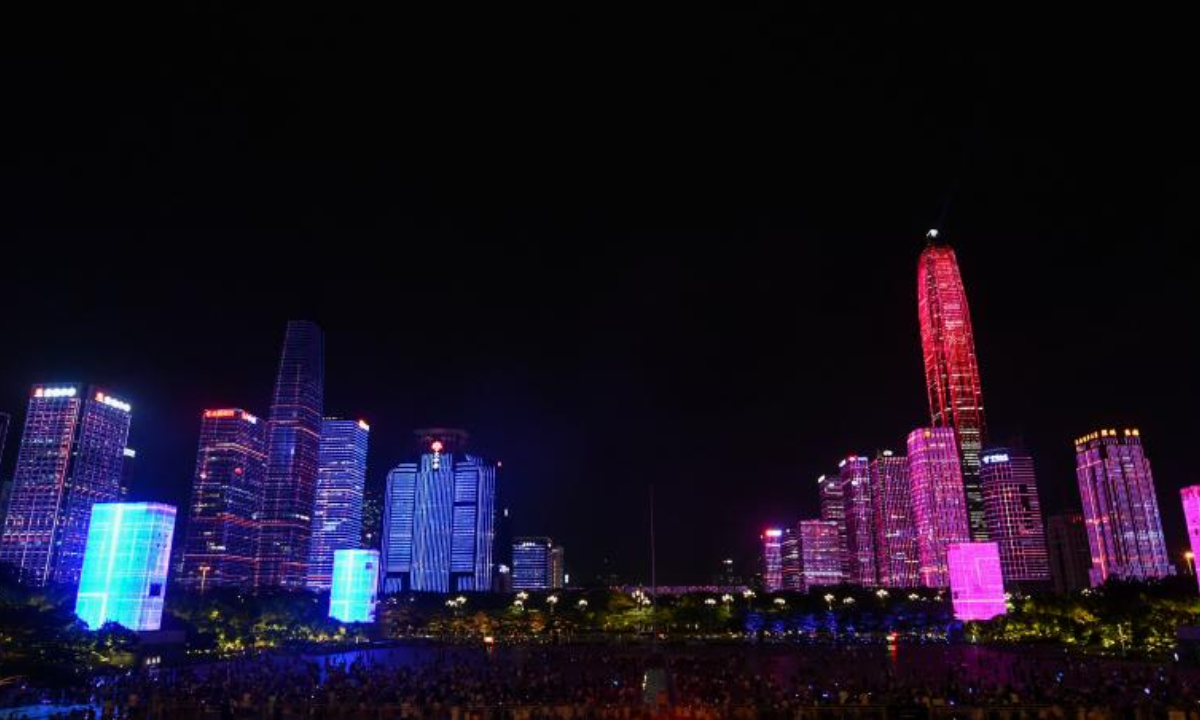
[307,419,370,589]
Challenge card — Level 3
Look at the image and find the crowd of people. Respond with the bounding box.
[4,643,1200,718]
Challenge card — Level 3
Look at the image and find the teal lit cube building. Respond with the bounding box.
[75,502,176,631]
[330,549,379,623]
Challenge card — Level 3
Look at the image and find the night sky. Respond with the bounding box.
[1,5,1196,584]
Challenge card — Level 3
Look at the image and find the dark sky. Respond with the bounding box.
[1,5,1196,584]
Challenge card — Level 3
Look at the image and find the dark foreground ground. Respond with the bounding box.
[4,641,1199,718]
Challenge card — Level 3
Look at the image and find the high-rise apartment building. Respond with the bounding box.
[0,385,133,586]
[839,456,876,586]
[871,451,919,587]
[817,473,847,578]
[762,528,783,591]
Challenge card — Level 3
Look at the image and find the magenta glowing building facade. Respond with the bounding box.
[1181,486,1200,595]
[762,529,783,592]
[918,234,988,542]
[256,321,325,589]
[1075,428,1172,585]
[838,456,876,586]
[979,449,1050,586]
[817,473,847,578]
[0,385,133,587]
[947,542,1008,622]
[870,451,920,587]
[780,527,801,590]
[180,409,267,590]
[797,520,844,590]
[907,427,971,588]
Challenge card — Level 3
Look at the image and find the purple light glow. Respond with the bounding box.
[1182,486,1200,595]
[947,542,1007,622]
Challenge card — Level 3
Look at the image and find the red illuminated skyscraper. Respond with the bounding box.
[870,451,920,587]
[838,456,876,586]
[907,427,971,588]
[918,232,988,541]
[1075,428,1171,585]
[181,409,267,590]
[255,321,325,589]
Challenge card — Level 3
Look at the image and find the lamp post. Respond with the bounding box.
[1185,551,1195,576]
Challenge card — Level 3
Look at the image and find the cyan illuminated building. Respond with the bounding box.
[381,431,496,593]
[75,502,175,631]
[907,427,971,588]
[180,409,266,590]
[870,451,920,588]
[512,536,553,590]
[329,549,380,623]
[256,320,324,589]
[839,456,876,586]
[1075,428,1172,585]
[980,449,1050,586]
[0,385,133,586]
[762,528,783,591]
[307,419,370,590]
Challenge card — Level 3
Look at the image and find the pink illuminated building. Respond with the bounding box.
[907,427,971,587]
[980,449,1050,587]
[797,520,844,590]
[918,233,988,541]
[1075,428,1172,585]
[1182,486,1200,594]
[947,542,1007,621]
[817,473,848,578]
[839,456,876,586]
[762,529,783,592]
[871,451,920,587]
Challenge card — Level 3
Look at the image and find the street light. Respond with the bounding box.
[1185,550,1195,576]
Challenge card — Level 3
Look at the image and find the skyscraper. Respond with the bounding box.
[256,321,324,589]
[380,431,496,593]
[980,449,1050,587]
[1075,428,1172,585]
[0,385,132,586]
[839,456,876,586]
[907,427,971,588]
[75,502,175,631]
[918,234,988,541]
[549,545,565,589]
[817,473,847,578]
[181,409,267,590]
[797,520,844,590]
[307,419,370,590]
[1183,487,1200,594]
[762,528,783,591]
[512,536,553,590]
[781,527,801,590]
[1045,512,1092,594]
[870,451,920,588]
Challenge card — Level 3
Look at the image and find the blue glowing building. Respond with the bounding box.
[381,430,496,594]
[256,321,325,589]
[329,549,380,622]
[307,419,371,589]
[512,537,553,590]
[75,502,176,631]
[0,385,133,587]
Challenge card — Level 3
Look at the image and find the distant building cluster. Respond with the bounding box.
[760,234,1175,619]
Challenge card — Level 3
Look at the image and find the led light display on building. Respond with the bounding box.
[329,549,379,623]
[947,541,1007,622]
[1182,486,1200,595]
[75,503,176,631]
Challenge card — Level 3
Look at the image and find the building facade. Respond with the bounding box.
[329,549,380,623]
[256,320,325,589]
[907,427,971,588]
[979,449,1050,586]
[781,528,801,590]
[549,545,565,589]
[1045,512,1092,594]
[817,473,847,578]
[180,409,267,590]
[918,235,988,541]
[797,520,844,590]
[512,537,553,590]
[0,385,133,586]
[1075,428,1172,585]
[74,502,176,631]
[946,542,1007,622]
[307,419,370,590]
[870,451,920,587]
[381,434,496,594]
[762,529,783,592]
[1183,487,1200,595]
[839,456,876,586]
